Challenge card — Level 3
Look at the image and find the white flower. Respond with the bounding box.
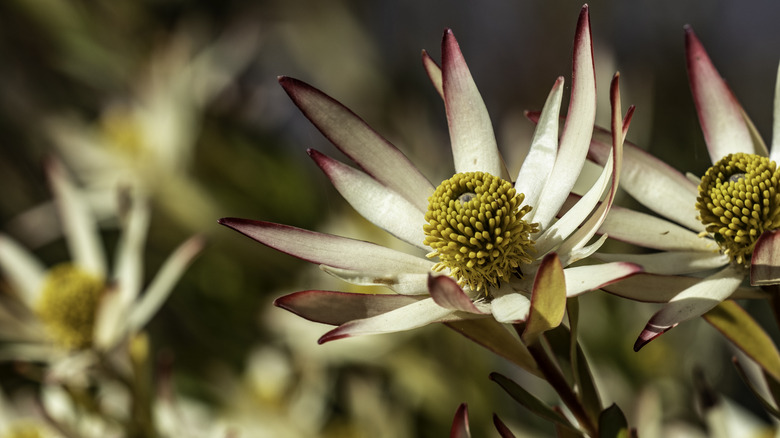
[13,24,260,245]
[220,5,635,370]
[0,160,203,377]
[591,27,779,350]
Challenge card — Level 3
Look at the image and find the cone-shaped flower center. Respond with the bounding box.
[423,172,538,292]
[696,153,780,265]
[36,263,104,349]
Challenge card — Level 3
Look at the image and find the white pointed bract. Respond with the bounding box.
[221,5,636,355]
[593,27,780,350]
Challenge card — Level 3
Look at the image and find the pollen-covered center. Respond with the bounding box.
[696,152,780,265]
[36,263,104,350]
[423,171,538,292]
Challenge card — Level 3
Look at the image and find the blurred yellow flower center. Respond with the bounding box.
[423,171,538,292]
[100,107,144,157]
[3,421,45,438]
[696,153,780,265]
[36,264,104,350]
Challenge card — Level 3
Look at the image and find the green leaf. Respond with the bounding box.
[490,372,577,432]
[598,404,629,438]
[446,319,540,378]
[574,342,601,422]
[703,300,780,382]
[523,253,566,345]
[492,414,516,438]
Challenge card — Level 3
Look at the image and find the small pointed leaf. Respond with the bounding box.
[523,253,566,345]
[492,414,516,438]
[450,403,471,438]
[598,404,629,438]
[703,300,780,382]
[490,372,577,431]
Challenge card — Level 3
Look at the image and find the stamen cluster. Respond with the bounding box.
[36,263,104,349]
[423,172,538,292]
[696,153,780,265]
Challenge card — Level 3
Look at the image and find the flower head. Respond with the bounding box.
[0,160,203,373]
[592,27,780,350]
[36,263,105,349]
[696,153,780,265]
[424,171,538,292]
[220,5,636,366]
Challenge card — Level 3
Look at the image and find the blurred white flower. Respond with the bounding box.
[0,388,61,438]
[16,23,260,244]
[0,160,203,380]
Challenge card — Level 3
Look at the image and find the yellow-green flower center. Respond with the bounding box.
[36,263,104,350]
[3,421,45,438]
[100,107,144,158]
[423,171,538,292]
[696,152,780,265]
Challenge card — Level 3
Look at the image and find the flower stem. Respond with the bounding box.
[526,338,598,437]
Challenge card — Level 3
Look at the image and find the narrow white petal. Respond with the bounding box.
[490,292,531,324]
[219,219,434,274]
[532,9,596,229]
[515,77,563,219]
[560,233,608,266]
[442,29,502,176]
[535,137,612,255]
[93,286,126,350]
[490,282,532,323]
[554,73,625,259]
[596,251,729,276]
[771,62,780,163]
[48,160,106,277]
[113,193,150,305]
[126,236,204,335]
[603,272,763,303]
[0,344,58,363]
[275,290,421,326]
[0,234,46,307]
[421,50,444,99]
[564,262,642,297]
[279,77,434,211]
[311,150,427,250]
[636,265,744,349]
[319,265,430,295]
[319,298,461,342]
[589,131,702,231]
[46,350,98,383]
[685,27,765,162]
[599,206,716,252]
